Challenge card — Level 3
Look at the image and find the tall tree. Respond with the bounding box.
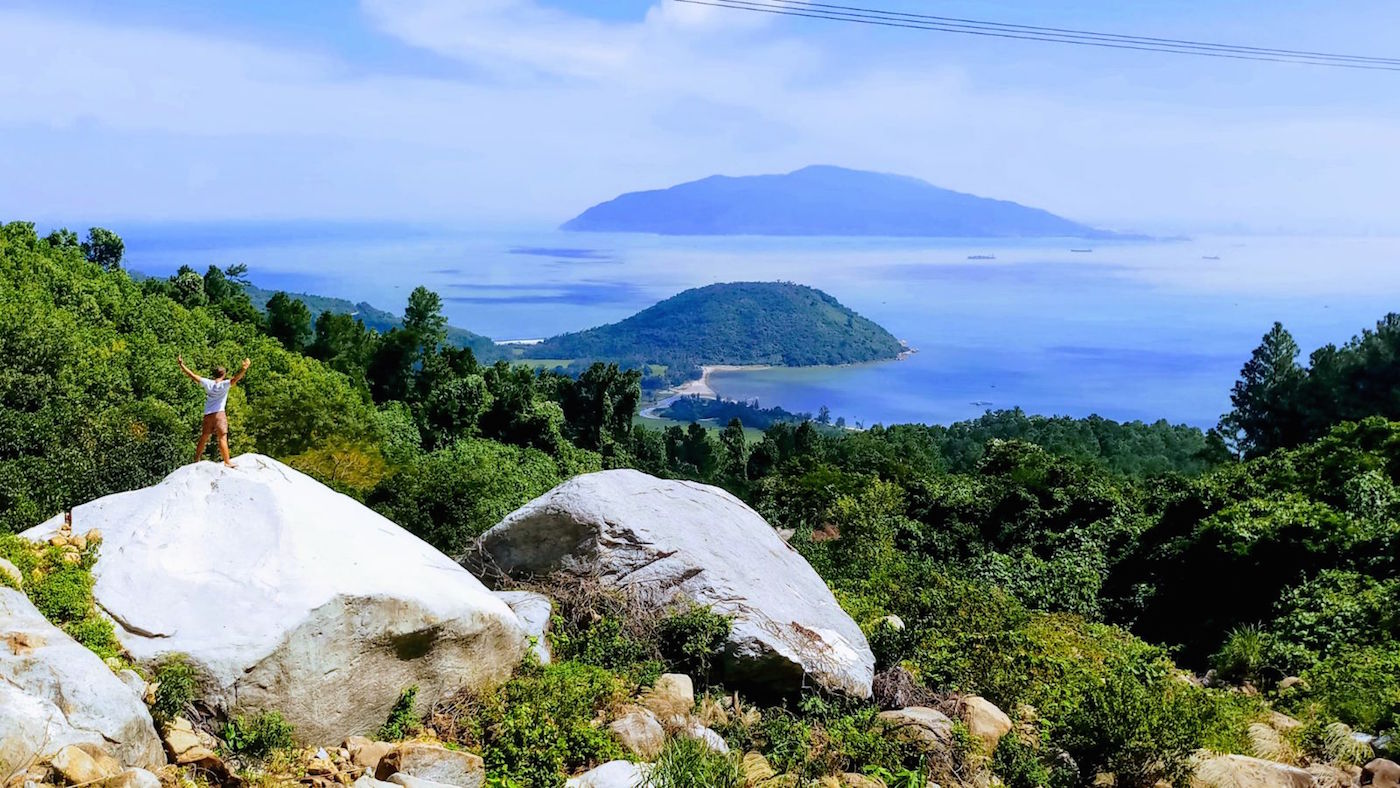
[1219,322,1306,457]
[265,291,313,352]
[44,228,80,250]
[403,286,448,357]
[81,227,124,271]
[721,417,748,481]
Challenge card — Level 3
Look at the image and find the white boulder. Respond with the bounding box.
[478,469,875,698]
[566,760,650,788]
[496,590,553,664]
[0,588,164,781]
[21,455,526,744]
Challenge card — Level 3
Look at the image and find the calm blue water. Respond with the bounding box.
[119,223,1400,429]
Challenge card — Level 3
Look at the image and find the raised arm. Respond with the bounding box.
[176,354,202,383]
[229,358,252,387]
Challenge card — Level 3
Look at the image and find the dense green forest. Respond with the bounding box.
[2,221,1396,786]
[523,282,906,379]
[241,280,497,357]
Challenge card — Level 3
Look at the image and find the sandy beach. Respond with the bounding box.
[672,364,772,399]
[639,364,771,418]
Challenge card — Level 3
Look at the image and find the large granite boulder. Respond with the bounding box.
[0,588,164,781]
[21,455,526,744]
[477,470,874,697]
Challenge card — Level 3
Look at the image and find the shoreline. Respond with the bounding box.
[639,350,914,420]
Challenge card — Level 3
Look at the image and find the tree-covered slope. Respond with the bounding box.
[524,281,905,370]
[562,165,1120,238]
[242,282,495,356]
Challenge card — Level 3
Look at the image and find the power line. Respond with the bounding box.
[748,0,1400,65]
[675,0,1400,72]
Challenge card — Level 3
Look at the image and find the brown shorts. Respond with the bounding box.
[202,411,228,437]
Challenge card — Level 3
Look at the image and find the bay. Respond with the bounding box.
[120,223,1400,430]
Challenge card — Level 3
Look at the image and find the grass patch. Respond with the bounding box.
[0,533,122,661]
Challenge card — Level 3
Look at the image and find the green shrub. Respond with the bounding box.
[1291,646,1400,735]
[1211,624,1273,685]
[379,686,420,741]
[445,661,625,787]
[1051,666,1207,788]
[992,733,1074,788]
[655,604,732,682]
[222,711,295,758]
[645,735,743,788]
[0,536,123,661]
[151,655,198,725]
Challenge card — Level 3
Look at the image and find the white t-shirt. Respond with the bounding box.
[199,378,232,416]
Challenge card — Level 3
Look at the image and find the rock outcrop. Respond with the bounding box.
[477,469,875,697]
[0,588,165,782]
[21,455,526,744]
[1192,753,1316,787]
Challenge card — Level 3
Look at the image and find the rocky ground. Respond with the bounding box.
[3,457,1396,787]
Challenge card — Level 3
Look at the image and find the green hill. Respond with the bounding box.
[524,282,904,372]
[242,283,495,356]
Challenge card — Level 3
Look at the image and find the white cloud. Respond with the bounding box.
[0,3,1397,232]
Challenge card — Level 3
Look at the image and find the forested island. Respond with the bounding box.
[562,165,1124,238]
[522,281,906,383]
[2,222,1396,788]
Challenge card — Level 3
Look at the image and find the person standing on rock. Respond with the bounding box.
[178,354,250,468]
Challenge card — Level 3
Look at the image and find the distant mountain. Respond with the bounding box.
[523,281,904,371]
[242,283,495,356]
[563,165,1123,238]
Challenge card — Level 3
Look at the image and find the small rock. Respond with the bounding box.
[1364,759,1400,788]
[50,536,68,547]
[680,721,730,754]
[641,673,695,719]
[566,761,650,788]
[840,774,884,788]
[69,534,88,551]
[609,708,665,760]
[353,776,398,788]
[345,737,395,771]
[1277,676,1303,692]
[50,744,120,784]
[960,696,1012,753]
[60,551,83,565]
[84,529,103,545]
[878,615,905,631]
[95,768,163,788]
[877,707,954,754]
[1265,711,1303,732]
[374,742,485,786]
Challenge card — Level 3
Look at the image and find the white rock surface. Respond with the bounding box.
[479,469,875,697]
[0,588,164,781]
[496,590,552,664]
[566,760,650,788]
[21,455,526,744]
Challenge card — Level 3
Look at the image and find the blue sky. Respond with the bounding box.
[2,0,1398,233]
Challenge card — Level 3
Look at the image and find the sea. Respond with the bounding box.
[119,223,1400,430]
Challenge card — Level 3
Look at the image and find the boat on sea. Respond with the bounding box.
[1070,248,1093,253]
[967,254,996,261]
[1201,255,1221,261]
